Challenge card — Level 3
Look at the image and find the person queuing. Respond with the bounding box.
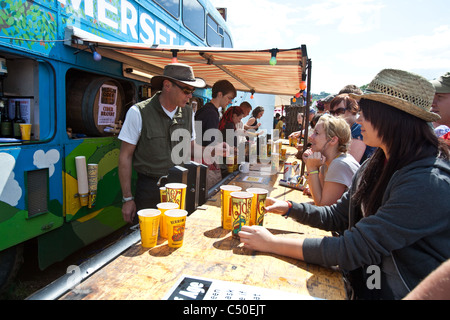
[330,94,376,163]
[431,72,450,144]
[275,116,285,137]
[301,114,360,206]
[118,63,228,224]
[239,69,450,300]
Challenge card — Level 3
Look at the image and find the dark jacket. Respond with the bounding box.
[290,157,450,298]
[195,102,219,146]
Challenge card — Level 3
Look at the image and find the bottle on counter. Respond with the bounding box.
[13,100,25,139]
[0,98,12,138]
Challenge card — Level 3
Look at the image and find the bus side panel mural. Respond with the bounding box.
[0,0,232,290]
[0,146,64,252]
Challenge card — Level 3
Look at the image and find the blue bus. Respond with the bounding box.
[0,0,232,292]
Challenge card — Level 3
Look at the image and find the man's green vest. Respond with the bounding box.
[133,92,192,178]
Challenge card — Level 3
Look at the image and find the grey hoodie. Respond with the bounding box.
[289,156,450,298]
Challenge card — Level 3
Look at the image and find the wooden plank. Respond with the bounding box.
[60,144,346,300]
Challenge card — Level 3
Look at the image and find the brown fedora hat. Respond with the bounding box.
[349,69,440,122]
[151,63,206,90]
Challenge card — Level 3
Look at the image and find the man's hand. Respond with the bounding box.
[122,200,136,224]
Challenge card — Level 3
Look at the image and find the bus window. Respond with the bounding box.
[183,0,205,40]
[0,53,53,142]
[207,15,222,47]
[153,0,180,19]
[223,31,233,48]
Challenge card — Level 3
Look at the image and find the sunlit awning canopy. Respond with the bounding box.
[65,27,309,96]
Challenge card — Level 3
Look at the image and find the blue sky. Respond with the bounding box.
[210,0,450,94]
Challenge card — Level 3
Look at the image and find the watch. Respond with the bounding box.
[122,196,134,203]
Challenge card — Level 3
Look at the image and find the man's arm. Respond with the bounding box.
[404,259,450,300]
[119,141,137,224]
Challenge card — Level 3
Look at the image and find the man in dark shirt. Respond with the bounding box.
[195,80,237,146]
[195,80,236,189]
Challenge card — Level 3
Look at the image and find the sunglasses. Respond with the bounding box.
[171,81,196,95]
[330,108,346,116]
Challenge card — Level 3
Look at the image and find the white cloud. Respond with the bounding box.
[303,0,384,34]
[212,0,303,48]
[342,25,450,72]
[0,153,21,206]
[0,171,22,207]
[33,149,60,177]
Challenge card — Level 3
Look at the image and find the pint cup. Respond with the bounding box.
[283,162,293,181]
[157,202,179,238]
[19,124,32,140]
[230,191,253,239]
[165,209,188,248]
[220,185,242,230]
[246,188,268,226]
[138,209,161,248]
[271,153,279,175]
[160,187,167,203]
[166,183,187,210]
[280,148,287,161]
[226,156,235,173]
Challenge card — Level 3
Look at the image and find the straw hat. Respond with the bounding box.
[151,63,206,90]
[349,69,440,122]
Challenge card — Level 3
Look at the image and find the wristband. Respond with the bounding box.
[282,200,293,218]
[122,196,134,203]
[306,170,319,177]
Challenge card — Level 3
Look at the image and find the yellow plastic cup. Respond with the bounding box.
[138,209,161,248]
[19,123,31,140]
[246,188,269,226]
[160,187,167,203]
[165,183,187,210]
[220,185,242,230]
[165,209,188,248]
[157,202,179,239]
[281,148,287,161]
[230,191,253,239]
[226,156,235,173]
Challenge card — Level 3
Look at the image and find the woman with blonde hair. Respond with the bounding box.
[302,114,360,206]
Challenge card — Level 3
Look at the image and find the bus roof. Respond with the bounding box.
[66,27,308,96]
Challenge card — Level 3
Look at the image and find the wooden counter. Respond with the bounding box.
[59,145,347,300]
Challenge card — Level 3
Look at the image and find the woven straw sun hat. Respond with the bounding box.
[349,69,440,122]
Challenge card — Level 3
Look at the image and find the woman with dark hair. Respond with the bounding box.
[246,106,264,132]
[238,69,450,299]
[219,106,245,148]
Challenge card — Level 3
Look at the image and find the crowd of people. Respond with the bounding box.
[118,62,450,300]
[241,69,450,300]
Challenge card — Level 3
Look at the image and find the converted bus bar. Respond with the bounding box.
[0,0,235,291]
[0,0,312,299]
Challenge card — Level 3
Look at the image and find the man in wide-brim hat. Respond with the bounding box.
[118,63,227,224]
[430,72,450,139]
